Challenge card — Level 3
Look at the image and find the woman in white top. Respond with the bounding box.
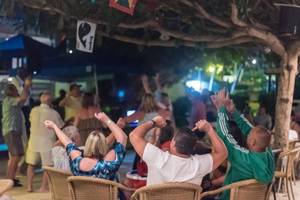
[52,126,81,171]
[122,93,160,144]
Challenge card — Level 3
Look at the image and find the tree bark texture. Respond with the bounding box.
[274,52,299,149]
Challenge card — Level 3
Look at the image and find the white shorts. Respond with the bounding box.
[26,149,53,166]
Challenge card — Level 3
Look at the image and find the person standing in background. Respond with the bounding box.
[59,84,82,121]
[74,92,102,145]
[189,92,207,128]
[2,79,31,187]
[253,105,272,130]
[10,68,32,138]
[52,89,66,120]
[26,92,64,192]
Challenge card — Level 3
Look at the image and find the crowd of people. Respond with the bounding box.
[1,69,300,200]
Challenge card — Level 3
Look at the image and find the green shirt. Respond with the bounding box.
[216,107,275,200]
[2,96,23,135]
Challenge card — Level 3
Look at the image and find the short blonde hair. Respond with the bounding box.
[84,130,108,160]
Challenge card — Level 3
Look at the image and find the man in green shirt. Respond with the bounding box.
[211,90,274,200]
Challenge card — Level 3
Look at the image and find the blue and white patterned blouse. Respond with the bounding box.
[66,142,126,180]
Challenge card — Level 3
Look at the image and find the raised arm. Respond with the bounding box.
[105,118,126,147]
[226,99,253,136]
[59,94,70,107]
[129,116,166,158]
[45,120,82,160]
[17,78,31,106]
[193,120,227,170]
[94,113,127,147]
[45,120,72,147]
[154,73,163,92]
[141,74,152,94]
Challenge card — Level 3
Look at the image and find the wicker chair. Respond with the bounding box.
[130,182,202,200]
[199,179,272,200]
[0,179,13,196]
[67,176,134,200]
[275,146,300,200]
[43,166,72,200]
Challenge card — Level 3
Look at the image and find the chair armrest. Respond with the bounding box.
[116,183,136,192]
[200,179,258,198]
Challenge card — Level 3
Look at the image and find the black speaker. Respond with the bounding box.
[278,4,300,38]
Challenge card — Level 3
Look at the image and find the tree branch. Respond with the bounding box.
[178,0,233,28]
[230,3,248,27]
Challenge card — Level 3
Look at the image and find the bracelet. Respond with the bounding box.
[107,119,112,124]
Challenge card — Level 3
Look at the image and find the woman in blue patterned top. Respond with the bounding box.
[44,112,127,180]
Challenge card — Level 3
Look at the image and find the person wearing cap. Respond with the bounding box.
[59,84,82,121]
[26,92,64,192]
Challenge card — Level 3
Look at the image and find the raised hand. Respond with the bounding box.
[217,88,227,100]
[141,74,148,82]
[152,116,167,128]
[94,112,109,122]
[44,120,57,129]
[192,120,213,132]
[225,99,236,113]
[24,77,32,87]
[117,117,126,129]
[210,88,228,109]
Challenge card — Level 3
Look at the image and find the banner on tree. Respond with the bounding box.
[76,20,97,53]
[109,0,138,15]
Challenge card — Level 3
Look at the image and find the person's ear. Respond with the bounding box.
[250,138,256,147]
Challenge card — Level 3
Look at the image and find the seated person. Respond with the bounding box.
[129,116,227,186]
[154,120,174,151]
[202,121,247,191]
[52,125,81,171]
[44,112,127,181]
[126,121,175,190]
[211,89,274,200]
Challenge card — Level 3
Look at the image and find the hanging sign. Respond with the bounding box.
[76,20,97,53]
[109,0,138,15]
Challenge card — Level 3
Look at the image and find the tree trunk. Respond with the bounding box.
[273,54,298,149]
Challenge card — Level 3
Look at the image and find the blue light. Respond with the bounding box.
[118,90,125,98]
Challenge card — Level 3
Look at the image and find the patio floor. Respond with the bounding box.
[0,152,299,200]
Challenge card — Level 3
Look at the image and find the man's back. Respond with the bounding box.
[143,143,213,186]
[29,104,64,152]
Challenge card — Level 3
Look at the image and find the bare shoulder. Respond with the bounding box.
[104,150,116,161]
[79,158,98,171]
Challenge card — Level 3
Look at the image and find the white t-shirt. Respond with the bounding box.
[52,146,70,171]
[143,143,213,186]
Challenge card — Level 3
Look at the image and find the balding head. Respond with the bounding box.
[40,91,52,105]
[247,126,271,152]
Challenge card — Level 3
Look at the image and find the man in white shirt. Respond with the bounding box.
[26,92,64,192]
[129,116,227,186]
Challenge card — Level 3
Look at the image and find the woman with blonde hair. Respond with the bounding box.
[122,93,160,143]
[45,112,127,180]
